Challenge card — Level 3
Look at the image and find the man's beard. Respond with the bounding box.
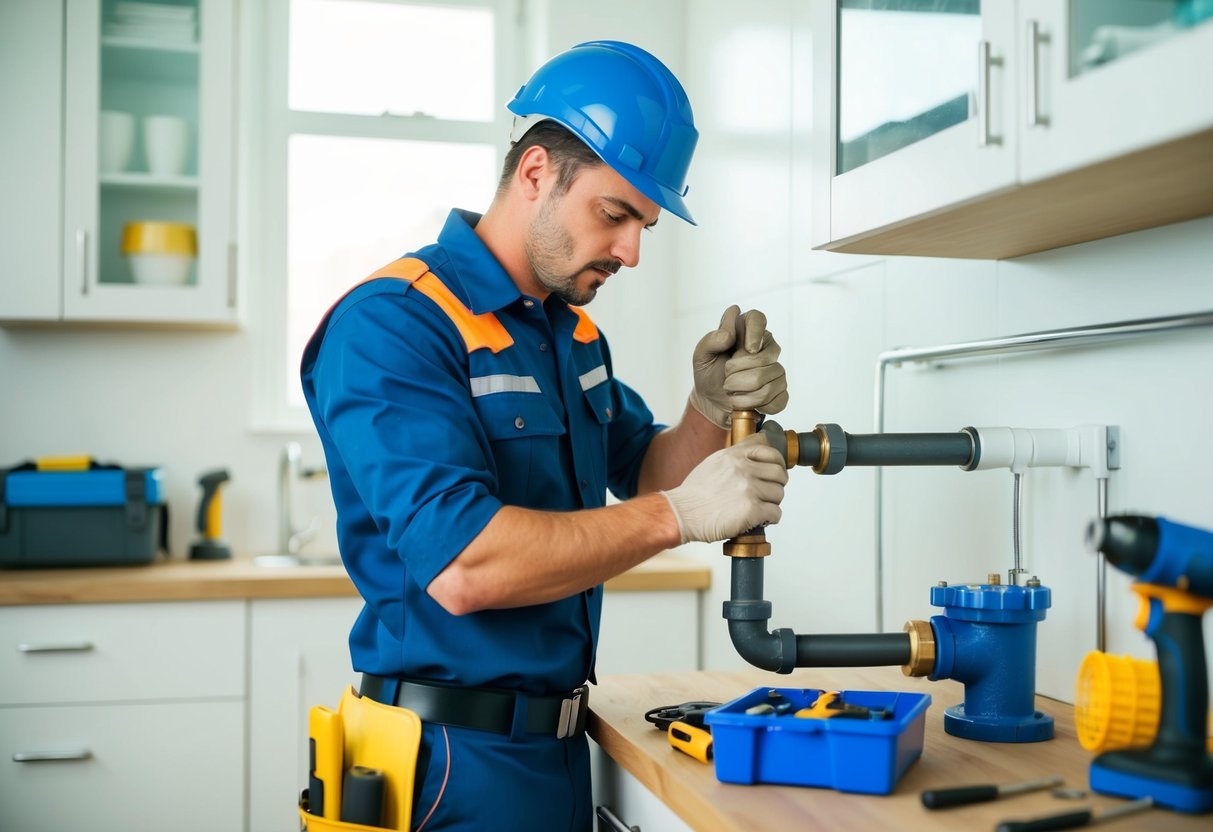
[525,194,619,307]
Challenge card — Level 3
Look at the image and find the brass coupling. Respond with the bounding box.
[783,429,799,469]
[723,533,772,558]
[728,409,759,447]
[811,423,847,475]
[724,410,771,557]
[901,619,936,677]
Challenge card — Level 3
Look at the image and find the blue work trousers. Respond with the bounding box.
[410,722,592,831]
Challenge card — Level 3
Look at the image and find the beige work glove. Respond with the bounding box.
[688,305,789,430]
[661,434,788,544]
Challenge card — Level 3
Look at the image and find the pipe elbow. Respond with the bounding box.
[725,608,797,674]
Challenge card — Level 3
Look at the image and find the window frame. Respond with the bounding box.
[244,0,525,433]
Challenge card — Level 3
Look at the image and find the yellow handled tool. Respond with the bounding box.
[794,690,890,720]
[189,469,232,560]
[668,721,713,763]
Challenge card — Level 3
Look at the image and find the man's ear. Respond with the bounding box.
[515,144,552,202]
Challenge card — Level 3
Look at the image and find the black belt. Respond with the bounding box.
[359,674,589,740]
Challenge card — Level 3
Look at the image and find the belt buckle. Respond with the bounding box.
[556,685,590,739]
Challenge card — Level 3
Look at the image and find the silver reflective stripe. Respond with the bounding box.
[579,364,608,391]
[469,374,541,397]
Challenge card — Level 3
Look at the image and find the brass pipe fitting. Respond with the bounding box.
[728,409,758,447]
[722,533,772,558]
[723,409,771,558]
[783,429,799,469]
[901,619,936,677]
[812,424,831,474]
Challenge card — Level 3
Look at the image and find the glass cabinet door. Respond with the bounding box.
[1019,0,1213,183]
[62,0,236,325]
[821,0,1017,246]
[836,0,982,175]
[1069,0,1212,78]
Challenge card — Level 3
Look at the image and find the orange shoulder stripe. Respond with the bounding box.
[365,257,513,354]
[569,306,600,343]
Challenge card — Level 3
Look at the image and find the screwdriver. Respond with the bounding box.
[922,775,1064,809]
[996,796,1153,832]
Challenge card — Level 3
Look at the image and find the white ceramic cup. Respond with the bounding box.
[143,115,190,176]
[99,110,135,173]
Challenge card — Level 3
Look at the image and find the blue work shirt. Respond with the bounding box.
[301,209,662,696]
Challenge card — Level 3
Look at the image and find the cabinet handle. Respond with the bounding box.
[976,40,1003,147]
[17,641,95,653]
[595,805,640,832]
[1026,20,1050,128]
[12,750,94,763]
[76,229,90,296]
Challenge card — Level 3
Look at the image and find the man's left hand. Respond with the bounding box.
[689,305,789,429]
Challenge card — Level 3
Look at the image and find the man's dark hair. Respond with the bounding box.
[497,120,602,197]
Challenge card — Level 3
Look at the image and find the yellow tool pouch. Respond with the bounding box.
[298,685,422,831]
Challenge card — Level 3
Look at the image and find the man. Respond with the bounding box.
[301,41,789,830]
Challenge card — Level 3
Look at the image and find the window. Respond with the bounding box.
[249,0,522,428]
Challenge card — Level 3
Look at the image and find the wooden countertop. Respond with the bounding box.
[588,667,1208,831]
[0,551,709,606]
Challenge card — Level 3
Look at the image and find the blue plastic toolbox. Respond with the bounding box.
[705,686,931,794]
[0,461,166,568]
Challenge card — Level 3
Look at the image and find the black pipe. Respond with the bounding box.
[724,558,913,674]
[794,632,909,666]
[844,431,974,468]
[763,421,975,473]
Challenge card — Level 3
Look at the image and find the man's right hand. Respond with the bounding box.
[660,434,788,544]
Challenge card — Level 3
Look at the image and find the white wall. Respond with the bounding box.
[533,0,688,425]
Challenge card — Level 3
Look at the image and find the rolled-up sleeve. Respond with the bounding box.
[311,288,502,590]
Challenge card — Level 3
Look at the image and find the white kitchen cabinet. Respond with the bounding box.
[0,0,64,320]
[0,0,239,326]
[596,589,700,676]
[0,601,247,832]
[1018,0,1213,182]
[0,701,244,832]
[247,597,364,832]
[810,0,1213,259]
[590,587,702,832]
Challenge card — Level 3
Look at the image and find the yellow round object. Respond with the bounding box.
[1074,651,1160,753]
[120,221,197,255]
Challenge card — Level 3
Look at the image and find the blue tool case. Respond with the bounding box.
[706,686,931,795]
[0,461,167,568]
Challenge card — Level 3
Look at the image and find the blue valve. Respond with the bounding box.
[928,580,1054,743]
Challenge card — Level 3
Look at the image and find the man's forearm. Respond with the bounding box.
[426,492,682,614]
[636,398,728,494]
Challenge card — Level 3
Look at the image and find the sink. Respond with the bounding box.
[252,553,342,568]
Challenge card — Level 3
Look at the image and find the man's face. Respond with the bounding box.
[524,162,660,306]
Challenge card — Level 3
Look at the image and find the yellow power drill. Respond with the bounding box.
[1085,514,1213,814]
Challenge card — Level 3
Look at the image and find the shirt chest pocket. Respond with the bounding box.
[471,383,566,506]
[576,378,612,505]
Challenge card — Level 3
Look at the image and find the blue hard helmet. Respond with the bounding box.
[507,41,699,225]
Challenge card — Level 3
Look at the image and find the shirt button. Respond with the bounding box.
[514,416,526,429]
[539,342,548,352]
[604,407,612,419]
[579,479,588,489]
[523,299,535,308]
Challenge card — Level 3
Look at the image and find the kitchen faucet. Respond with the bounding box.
[279,441,328,556]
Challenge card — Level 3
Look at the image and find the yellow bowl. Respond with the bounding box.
[121,221,197,255]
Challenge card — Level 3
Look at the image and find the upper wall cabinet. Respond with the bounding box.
[0,0,238,327]
[810,0,1213,260]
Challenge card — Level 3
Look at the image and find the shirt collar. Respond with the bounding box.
[436,209,523,315]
